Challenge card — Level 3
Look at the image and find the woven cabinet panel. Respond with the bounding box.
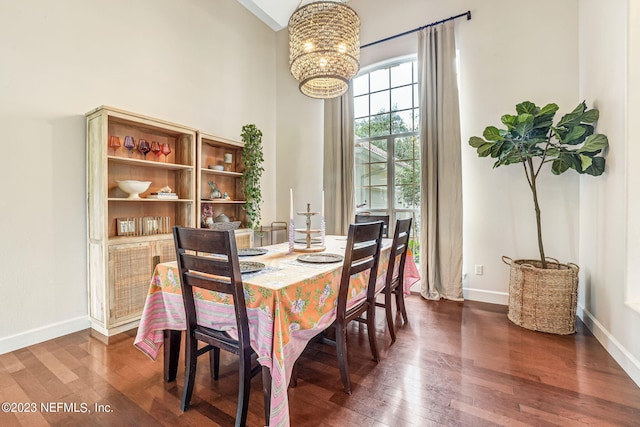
[109,244,153,323]
[235,232,252,249]
[156,239,177,263]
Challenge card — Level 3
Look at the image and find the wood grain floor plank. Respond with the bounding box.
[1,297,639,426]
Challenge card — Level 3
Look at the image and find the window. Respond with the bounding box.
[353,58,420,261]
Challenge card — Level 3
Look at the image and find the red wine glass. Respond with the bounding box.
[151,141,161,161]
[138,139,151,160]
[161,143,172,162]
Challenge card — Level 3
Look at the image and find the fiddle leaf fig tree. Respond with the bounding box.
[469,101,608,269]
[240,124,264,231]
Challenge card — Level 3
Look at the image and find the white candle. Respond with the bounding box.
[290,188,293,220]
[321,190,324,217]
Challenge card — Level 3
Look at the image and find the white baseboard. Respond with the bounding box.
[0,316,90,355]
[463,287,508,306]
[577,304,640,388]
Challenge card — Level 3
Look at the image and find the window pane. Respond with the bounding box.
[413,107,420,132]
[394,136,415,160]
[413,61,418,83]
[370,139,387,158]
[391,62,413,87]
[355,118,369,139]
[355,163,368,187]
[392,110,413,134]
[353,74,369,96]
[395,186,413,208]
[370,186,388,209]
[370,162,387,185]
[370,68,389,92]
[391,85,413,112]
[355,186,367,208]
[354,94,369,119]
[370,113,390,137]
[370,90,389,115]
[355,141,369,164]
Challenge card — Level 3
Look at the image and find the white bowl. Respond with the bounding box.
[208,165,224,171]
[116,180,151,199]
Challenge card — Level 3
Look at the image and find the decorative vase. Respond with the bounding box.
[208,182,222,199]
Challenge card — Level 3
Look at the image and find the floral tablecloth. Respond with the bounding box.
[134,236,420,427]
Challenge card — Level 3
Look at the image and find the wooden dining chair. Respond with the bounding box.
[173,226,268,426]
[355,214,390,238]
[321,221,385,394]
[377,218,413,342]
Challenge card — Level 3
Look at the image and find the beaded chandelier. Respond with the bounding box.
[288,1,360,99]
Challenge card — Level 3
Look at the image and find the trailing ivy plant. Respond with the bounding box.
[240,124,264,231]
[469,101,608,269]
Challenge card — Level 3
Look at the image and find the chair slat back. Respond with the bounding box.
[387,218,413,285]
[355,214,390,238]
[337,221,384,318]
[173,227,249,346]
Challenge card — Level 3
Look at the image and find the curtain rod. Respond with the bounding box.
[361,10,472,49]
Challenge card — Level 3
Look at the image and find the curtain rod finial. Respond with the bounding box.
[466,11,472,20]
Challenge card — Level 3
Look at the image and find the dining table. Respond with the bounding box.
[134,235,420,427]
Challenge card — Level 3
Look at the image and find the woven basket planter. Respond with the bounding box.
[503,256,579,335]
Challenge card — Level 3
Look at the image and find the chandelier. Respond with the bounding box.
[288,1,360,99]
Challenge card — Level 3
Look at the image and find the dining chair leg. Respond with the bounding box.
[385,290,396,343]
[209,347,221,381]
[289,362,298,388]
[395,289,408,324]
[236,350,252,427]
[335,323,352,394]
[366,304,380,362]
[262,366,272,426]
[180,336,199,411]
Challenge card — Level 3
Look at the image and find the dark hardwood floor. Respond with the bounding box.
[1,296,639,426]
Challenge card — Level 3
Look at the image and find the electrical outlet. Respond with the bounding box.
[474,264,484,275]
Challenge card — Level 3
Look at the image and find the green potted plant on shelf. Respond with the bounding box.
[240,124,264,231]
[469,101,608,334]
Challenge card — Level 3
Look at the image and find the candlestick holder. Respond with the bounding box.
[288,218,295,253]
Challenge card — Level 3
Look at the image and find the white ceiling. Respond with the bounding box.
[236,0,301,31]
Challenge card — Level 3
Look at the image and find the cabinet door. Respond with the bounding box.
[235,229,253,249]
[108,242,153,326]
[155,239,177,265]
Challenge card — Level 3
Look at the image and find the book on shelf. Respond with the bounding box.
[147,192,178,199]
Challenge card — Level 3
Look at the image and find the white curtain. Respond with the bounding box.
[418,22,464,301]
[323,84,355,235]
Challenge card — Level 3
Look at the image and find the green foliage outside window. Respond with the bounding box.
[355,108,420,208]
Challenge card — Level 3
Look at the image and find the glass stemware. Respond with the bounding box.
[151,141,161,161]
[108,136,121,155]
[123,136,135,157]
[161,143,172,162]
[138,139,151,160]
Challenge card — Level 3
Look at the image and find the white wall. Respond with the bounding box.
[275,30,325,227]
[579,0,640,386]
[276,0,581,305]
[0,0,276,353]
[626,0,640,309]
